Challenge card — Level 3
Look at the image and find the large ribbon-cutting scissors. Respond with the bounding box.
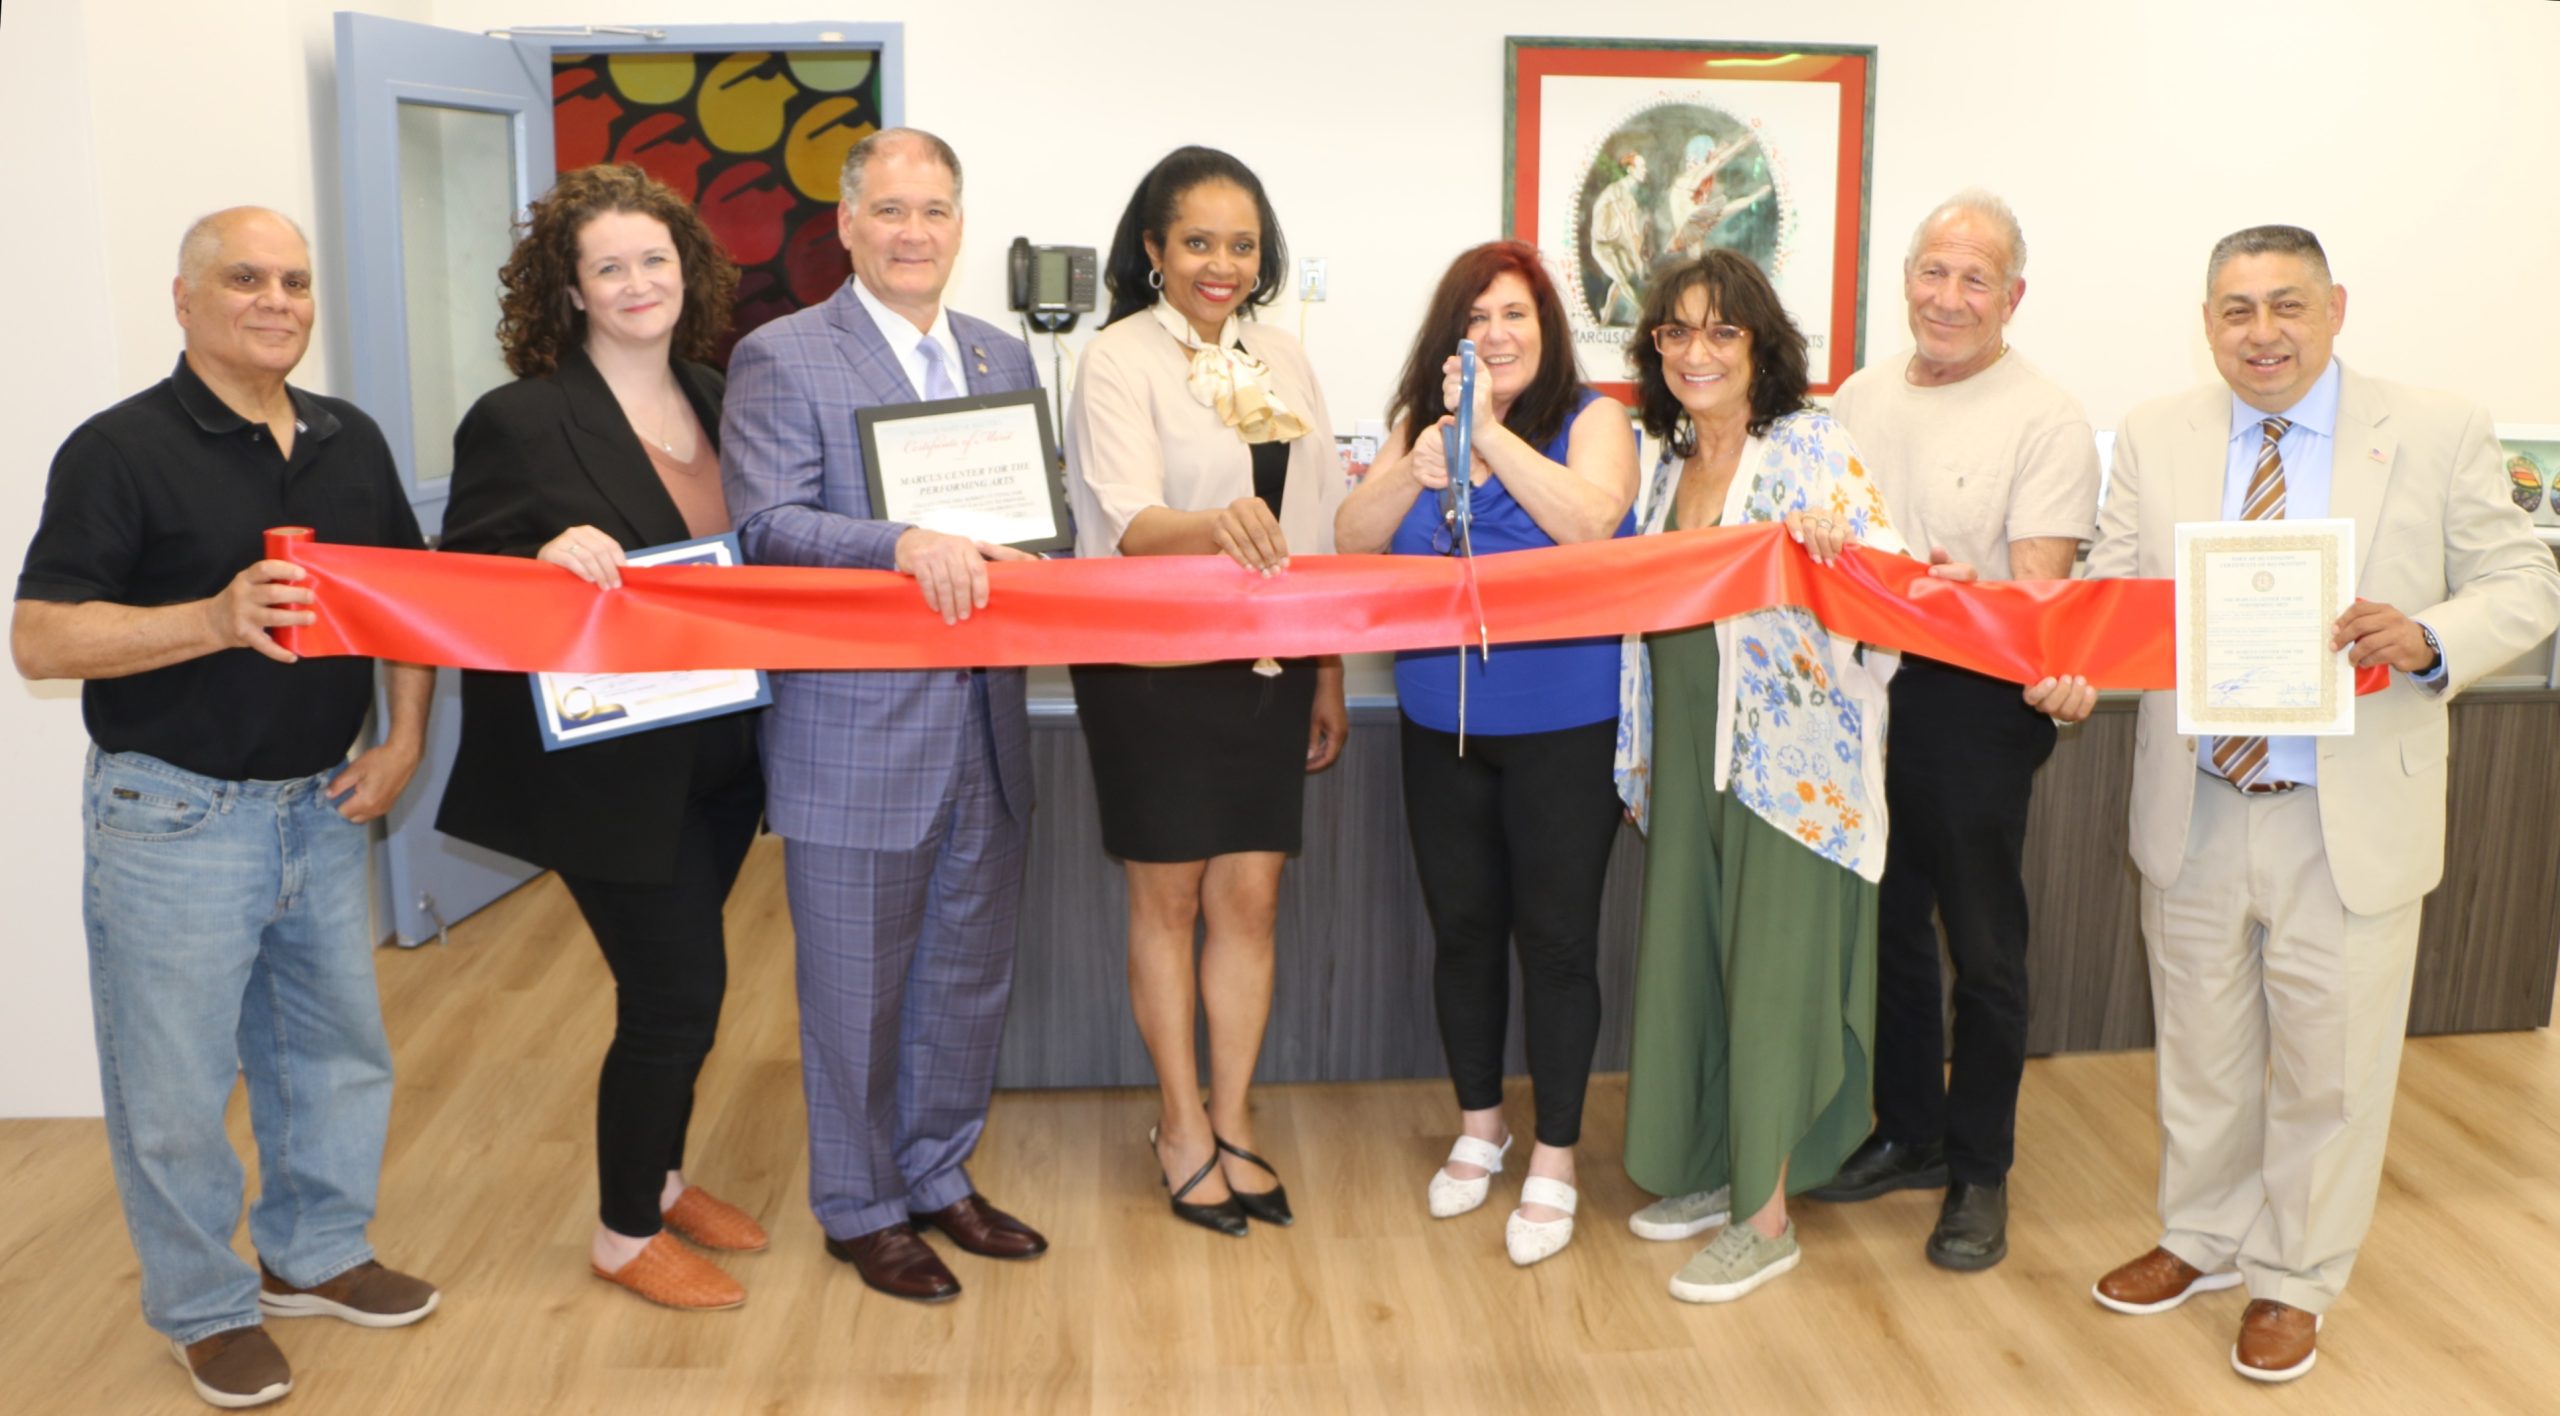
[1438,339,1491,751]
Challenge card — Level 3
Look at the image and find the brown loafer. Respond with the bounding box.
[2233,1298,2321,1382]
[664,1185,771,1252]
[258,1258,440,1328]
[911,1194,1048,1260]
[825,1224,961,1302]
[2091,1246,2242,1315]
[592,1231,746,1311]
[169,1326,292,1409]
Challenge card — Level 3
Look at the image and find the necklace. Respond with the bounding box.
[634,381,689,459]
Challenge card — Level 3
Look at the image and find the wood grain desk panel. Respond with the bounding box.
[996,695,2560,1089]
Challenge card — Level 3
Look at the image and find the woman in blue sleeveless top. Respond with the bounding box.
[1336,241,1638,1266]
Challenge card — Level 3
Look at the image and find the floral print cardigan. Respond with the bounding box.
[1612,409,1907,882]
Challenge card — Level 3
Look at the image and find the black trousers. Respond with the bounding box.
[556,726,764,1237]
[1873,658,2056,1186]
[1400,717,1622,1148]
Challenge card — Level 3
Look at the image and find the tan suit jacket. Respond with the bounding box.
[2087,364,2560,916]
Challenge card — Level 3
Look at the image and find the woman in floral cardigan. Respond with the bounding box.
[1612,249,1919,1304]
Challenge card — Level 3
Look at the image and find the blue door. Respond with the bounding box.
[334,12,554,944]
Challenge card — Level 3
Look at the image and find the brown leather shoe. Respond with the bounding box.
[911,1194,1049,1259]
[2091,1246,2243,1315]
[2233,1299,2321,1382]
[258,1258,440,1327]
[170,1326,292,1409]
[825,1224,961,1302]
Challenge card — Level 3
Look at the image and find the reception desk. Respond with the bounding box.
[993,693,2560,1089]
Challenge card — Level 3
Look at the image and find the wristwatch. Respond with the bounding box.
[2418,622,2443,675]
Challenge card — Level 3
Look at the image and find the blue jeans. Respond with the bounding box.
[83,748,392,1344]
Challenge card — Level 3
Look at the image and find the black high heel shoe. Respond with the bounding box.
[1214,1134,1294,1227]
[1149,1127,1248,1237]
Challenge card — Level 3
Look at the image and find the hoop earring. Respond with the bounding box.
[1147,267,1164,291]
[1247,274,1260,293]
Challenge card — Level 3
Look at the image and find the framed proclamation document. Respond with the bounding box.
[530,534,772,751]
[855,389,1070,555]
[2173,518,2354,738]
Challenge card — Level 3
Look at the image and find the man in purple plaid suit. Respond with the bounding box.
[721,128,1048,1303]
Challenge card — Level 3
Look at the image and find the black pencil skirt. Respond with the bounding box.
[1068,657,1318,862]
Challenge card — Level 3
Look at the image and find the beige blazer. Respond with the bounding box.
[1064,312,1343,560]
[2087,364,2560,915]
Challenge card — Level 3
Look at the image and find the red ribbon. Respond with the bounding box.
[264,524,2387,694]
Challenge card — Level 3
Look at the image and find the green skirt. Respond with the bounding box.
[1622,621,1878,1220]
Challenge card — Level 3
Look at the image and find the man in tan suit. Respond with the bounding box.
[2036,225,2560,1383]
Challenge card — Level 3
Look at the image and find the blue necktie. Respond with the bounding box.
[918,336,959,401]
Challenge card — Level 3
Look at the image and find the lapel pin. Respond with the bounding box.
[2369,446,2387,463]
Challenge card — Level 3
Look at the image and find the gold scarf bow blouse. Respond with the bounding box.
[1149,300,1308,445]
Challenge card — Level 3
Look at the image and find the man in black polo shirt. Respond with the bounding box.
[13,208,440,1411]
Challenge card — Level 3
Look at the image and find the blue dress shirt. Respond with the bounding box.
[2202,359,2444,789]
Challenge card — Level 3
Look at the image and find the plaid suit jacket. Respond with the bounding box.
[721,280,1036,850]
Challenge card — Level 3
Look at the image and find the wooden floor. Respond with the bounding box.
[5,837,2558,1415]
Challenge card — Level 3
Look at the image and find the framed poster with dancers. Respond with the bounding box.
[1504,37,1876,399]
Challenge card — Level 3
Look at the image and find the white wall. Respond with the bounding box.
[0,0,116,1118]
[4,0,2556,1114]
[430,0,2560,428]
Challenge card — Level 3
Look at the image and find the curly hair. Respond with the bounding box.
[495,164,739,378]
[1628,248,1808,453]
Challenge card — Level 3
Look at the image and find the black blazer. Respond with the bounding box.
[434,348,759,885]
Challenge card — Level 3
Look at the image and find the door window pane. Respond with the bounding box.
[398,102,515,486]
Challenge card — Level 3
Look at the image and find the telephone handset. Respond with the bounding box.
[1008,236,1097,333]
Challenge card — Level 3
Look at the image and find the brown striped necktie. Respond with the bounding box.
[2208,416,2293,791]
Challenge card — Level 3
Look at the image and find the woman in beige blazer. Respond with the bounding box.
[1065,145,1346,1237]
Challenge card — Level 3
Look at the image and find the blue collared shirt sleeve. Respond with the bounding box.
[2409,619,2451,693]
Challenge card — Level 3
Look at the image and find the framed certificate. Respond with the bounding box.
[2173,518,2354,737]
[855,388,1071,554]
[529,534,772,751]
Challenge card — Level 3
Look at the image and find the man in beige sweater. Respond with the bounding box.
[1810,191,2100,1276]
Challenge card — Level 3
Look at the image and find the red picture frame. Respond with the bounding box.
[1504,38,1876,400]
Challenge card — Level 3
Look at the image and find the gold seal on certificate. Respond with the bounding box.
[529,534,772,751]
[2173,518,2355,737]
[855,388,1071,555]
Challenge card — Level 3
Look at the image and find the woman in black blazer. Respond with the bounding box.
[437,164,766,1311]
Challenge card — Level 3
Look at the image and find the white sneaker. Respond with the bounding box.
[1428,1133,1511,1218]
[1629,1186,1731,1241]
[1505,1176,1578,1267]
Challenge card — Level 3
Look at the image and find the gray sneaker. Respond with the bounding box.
[1668,1220,1799,1303]
[1629,1187,1732,1241]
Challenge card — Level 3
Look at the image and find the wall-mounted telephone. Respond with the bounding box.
[1008,236,1096,333]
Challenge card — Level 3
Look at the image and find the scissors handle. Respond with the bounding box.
[1440,340,1478,524]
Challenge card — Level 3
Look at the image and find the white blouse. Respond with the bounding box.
[1064,312,1343,560]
